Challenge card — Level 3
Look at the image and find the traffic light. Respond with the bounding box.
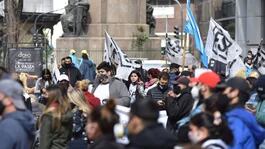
[33,33,44,47]
[161,47,166,55]
[174,26,179,39]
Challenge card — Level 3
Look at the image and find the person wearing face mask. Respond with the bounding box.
[0,79,35,149]
[92,61,130,107]
[254,75,265,127]
[59,56,83,87]
[223,77,265,148]
[189,113,233,149]
[245,57,255,77]
[146,72,171,110]
[168,63,180,88]
[165,77,194,134]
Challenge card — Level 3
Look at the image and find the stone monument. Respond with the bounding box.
[56,0,161,64]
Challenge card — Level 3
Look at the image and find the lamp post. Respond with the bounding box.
[175,0,186,69]
[33,8,64,69]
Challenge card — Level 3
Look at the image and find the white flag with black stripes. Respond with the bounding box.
[205,18,244,77]
[165,37,182,63]
[104,32,140,80]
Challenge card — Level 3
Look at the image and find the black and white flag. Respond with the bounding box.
[205,18,245,77]
[165,37,182,63]
[104,32,140,80]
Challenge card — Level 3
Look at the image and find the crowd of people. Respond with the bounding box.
[0,49,265,149]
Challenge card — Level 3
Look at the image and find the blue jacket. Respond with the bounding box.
[0,110,35,149]
[69,54,80,68]
[79,59,96,81]
[228,107,265,145]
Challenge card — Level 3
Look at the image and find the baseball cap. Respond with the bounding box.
[0,79,26,110]
[225,77,250,93]
[130,98,159,121]
[175,77,190,86]
[70,49,76,54]
[194,71,221,88]
[58,74,69,82]
[81,50,88,55]
[255,75,265,94]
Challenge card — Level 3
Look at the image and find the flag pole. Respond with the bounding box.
[175,0,184,69]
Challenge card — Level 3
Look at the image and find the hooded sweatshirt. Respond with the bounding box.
[226,107,265,146]
[0,110,35,149]
[79,59,96,81]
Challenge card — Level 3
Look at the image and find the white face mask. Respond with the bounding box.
[188,131,201,144]
[191,86,200,99]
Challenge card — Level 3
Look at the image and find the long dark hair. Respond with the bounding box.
[42,84,71,129]
[127,70,142,84]
[88,99,119,135]
[190,112,233,145]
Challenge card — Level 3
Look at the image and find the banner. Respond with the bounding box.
[205,18,245,77]
[8,47,43,76]
[104,32,140,80]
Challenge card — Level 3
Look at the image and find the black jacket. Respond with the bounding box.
[127,123,177,149]
[165,88,194,133]
[90,134,124,149]
[59,66,82,86]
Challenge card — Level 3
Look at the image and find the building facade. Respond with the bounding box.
[151,0,264,56]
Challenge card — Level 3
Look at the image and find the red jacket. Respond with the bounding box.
[83,91,100,108]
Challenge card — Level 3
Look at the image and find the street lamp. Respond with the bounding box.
[174,0,186,68]
[33,8,64,69]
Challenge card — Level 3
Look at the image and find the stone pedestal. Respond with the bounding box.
[56,0,162,64]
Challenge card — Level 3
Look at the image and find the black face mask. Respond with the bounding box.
[0,100,5,115]
[64,63,71,68]
[43,76,51,81]
[173,85,181,94]
[158,84,168,92]
[97,74,109,83]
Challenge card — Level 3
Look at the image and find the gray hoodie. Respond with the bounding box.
[0,110,35,149]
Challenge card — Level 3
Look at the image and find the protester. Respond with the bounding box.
[57,74,71,98]
[144,68,160,91]
[125,70,145,103]
[189,113,233,149]
[16,79,33,111]
[253,75,265,127]
[193,71,220,101]
[126,98,177,149]
[168,63,180,88]
[35,69,54,104]
[39,84,73,149]
[134,59,148,83]
[59,56,82,87]
[75,80,100,109]
[79,51,96,82]
[245,57,255,77]
[223,77,265,147]
[0,79,35,149]
[165,77,194,134]
[146,72,171,110]
[68,89,92,149]
[86,99,124,149]
[69,49,80,68]
[92,61,130,107]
